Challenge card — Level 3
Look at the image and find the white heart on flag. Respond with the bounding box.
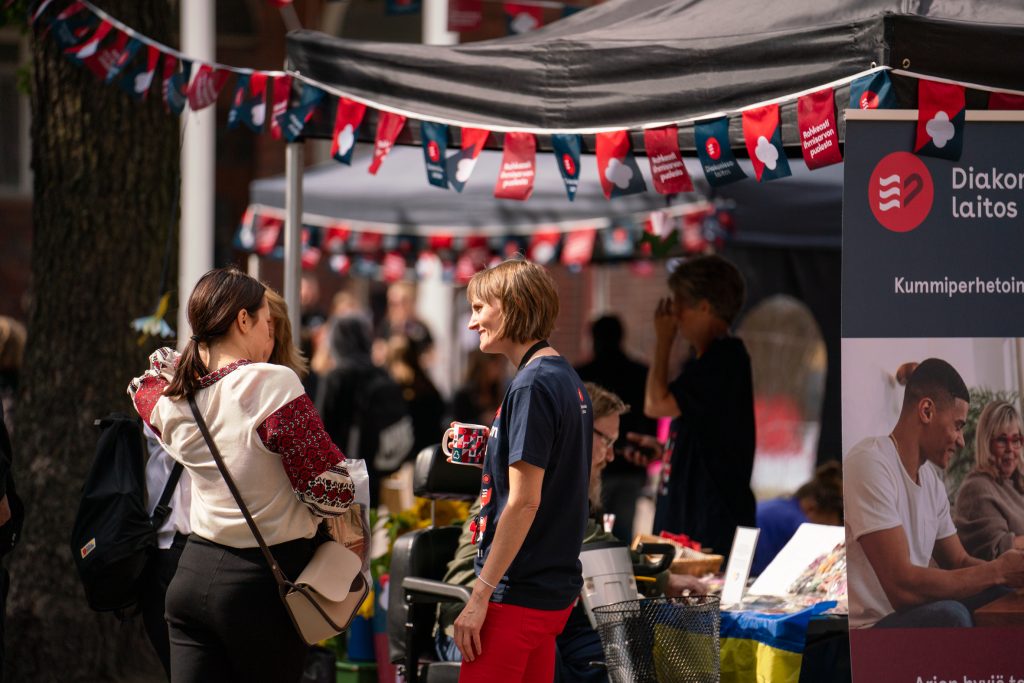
[337,124,355,155]
[456,157,478,182]
[251,103,265,126]
[510,12,538,34]
[533,242,555,264]
[605,158,633,189]
[755,136,779,170]
[926,111,955,148]
[135,71,154,94]
[76,41,101,59]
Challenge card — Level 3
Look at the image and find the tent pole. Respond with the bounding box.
[284,141,304,338]
[423,0,458,45]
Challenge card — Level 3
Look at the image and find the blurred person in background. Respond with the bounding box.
[751,462,844,575]
[576,315,657,543]
[0,317,26,429]
[451,350,510,426]
[318,313,413,507]
[373,281,434,367]
[385,334,444,462]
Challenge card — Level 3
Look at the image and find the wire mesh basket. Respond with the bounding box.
[592,596,720,683]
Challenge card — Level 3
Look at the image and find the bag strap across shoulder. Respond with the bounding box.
[187,395,292,591]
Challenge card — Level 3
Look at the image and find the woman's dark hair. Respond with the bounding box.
[795,461,844,524]
[165,267,266,399]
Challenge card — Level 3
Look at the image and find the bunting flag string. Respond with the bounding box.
[28,0,1024,216]
[235,198,727,282]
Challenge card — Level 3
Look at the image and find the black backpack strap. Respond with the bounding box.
[150,461,184,531]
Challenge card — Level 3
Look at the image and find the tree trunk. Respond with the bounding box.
[7,3,178,680]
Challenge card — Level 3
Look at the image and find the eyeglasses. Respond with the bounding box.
[991,434,1024,450]
[593,428,616,451]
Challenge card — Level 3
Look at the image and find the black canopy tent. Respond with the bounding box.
[287,0,1024,150]
[272,0,1024,464]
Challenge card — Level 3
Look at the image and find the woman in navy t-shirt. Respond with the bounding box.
[452,259,592,683]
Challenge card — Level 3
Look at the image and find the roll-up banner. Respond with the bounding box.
[843,110,1024,681]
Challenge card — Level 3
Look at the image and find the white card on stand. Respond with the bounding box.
[720,526,760,608]
[748,523,846,597]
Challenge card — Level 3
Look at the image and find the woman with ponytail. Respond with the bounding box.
[128,267,355,682]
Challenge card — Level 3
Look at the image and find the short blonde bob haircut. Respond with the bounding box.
[265,286,310,378]
[467,258,559,344]
[974,399,1024,485]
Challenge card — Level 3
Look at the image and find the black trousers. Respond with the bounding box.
[141,532,189,679]
[165,534,314,683]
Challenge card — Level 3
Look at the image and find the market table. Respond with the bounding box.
[973,588,1024,627]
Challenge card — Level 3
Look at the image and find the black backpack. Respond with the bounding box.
[69,413,182,613]
[351,367,414,475]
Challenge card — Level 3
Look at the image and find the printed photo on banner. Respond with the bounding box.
[842,111,1024,682]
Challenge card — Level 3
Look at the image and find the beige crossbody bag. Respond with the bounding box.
[189,396,369,645]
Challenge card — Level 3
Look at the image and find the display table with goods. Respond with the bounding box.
[620,526,849,683]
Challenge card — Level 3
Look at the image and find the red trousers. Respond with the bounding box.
[458,601,574,683]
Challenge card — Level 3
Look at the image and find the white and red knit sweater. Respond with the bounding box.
[128,348,355,548]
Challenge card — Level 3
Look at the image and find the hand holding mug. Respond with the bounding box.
[442,422,489,467]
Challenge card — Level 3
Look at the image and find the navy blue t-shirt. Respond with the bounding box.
[474,355,592,611]
[653,336,755,561]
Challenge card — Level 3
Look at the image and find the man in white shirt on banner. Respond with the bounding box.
[845,357,1024,628]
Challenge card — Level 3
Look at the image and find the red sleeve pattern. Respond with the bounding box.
[257,394,355,517]
[132,375,167,438]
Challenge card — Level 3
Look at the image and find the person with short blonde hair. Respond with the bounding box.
[466,259,559,344]
[954,400,1024,560]
[455,258,591,683]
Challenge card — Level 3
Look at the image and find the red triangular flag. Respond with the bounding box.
[187,65,230,111]
[66,19,111,58]
[561,229,596,266]
[494,132,536,201]
[915,80,965,161]
[269,75,293,141]
[528,230,560,264]
[331,98,367,164]
[797,88,842,170]
[368,112,407,175]
[596,130,647,198]
[989,92,1024,110]
[643,126,693,194]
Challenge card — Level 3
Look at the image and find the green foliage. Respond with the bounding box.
[945,386,1020,505]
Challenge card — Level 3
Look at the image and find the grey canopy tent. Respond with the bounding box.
[286,0,1024,149]
[273,0,1024,462]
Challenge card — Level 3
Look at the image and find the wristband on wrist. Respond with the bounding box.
[477,575,498,590]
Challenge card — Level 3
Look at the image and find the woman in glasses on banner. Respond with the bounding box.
[453,258,592,683]
[955,400,1024,560]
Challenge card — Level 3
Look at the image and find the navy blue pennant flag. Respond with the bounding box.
[420,121,450,189]
[105,37,141,84]
[119,44,160,101]
[551,134,582,201]
[694,117,747,187]
[848,71,897,110]
[278,84,325,142]
[227,74,251,129]
[51,8,96,51]
[386,0,422,14]
[600,224,635,259]
[445,127,489,193]
[166,60,193,116]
